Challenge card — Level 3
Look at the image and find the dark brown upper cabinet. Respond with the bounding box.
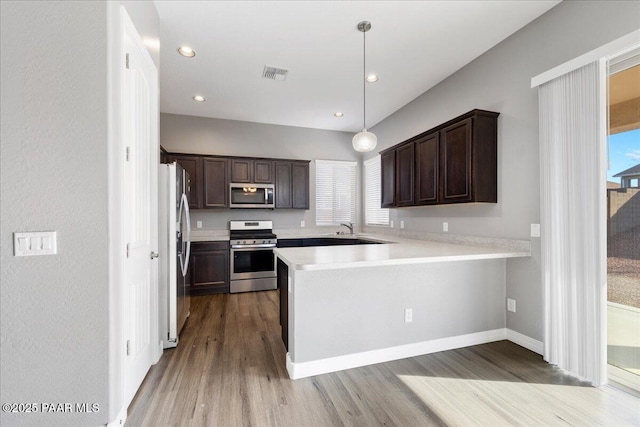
[395,141,415,207]
[291,162,310,209]
[379,109,499,207]
[275,161,310,209]
[160,146,170,164]
[441,119,472,203]
[230,158,274,184]
[169,154,203,209]
[415,132,439,205]
[381,150,396,208]
[275,162,292,208]
[164,153,308,210]
[203,157,229,208]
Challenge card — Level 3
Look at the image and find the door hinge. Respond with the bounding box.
[125,53,130,69]
[126,146,131,161]
[126,340,131,356]
[126,243,130,258]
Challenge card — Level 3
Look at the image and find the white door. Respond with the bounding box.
[121,8,159,407]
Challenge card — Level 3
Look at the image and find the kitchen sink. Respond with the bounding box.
[277,237,385,248]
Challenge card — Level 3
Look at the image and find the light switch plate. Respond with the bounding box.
[443,222,449,232]
[530,224,540,237]
[390,220,394,228]
[14,231,57,256]
[300,220,305,228]
[196,221,203,229]
[400,220,405,229]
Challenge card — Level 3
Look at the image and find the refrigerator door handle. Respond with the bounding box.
[178,192,190,277]
[182,192,191,274]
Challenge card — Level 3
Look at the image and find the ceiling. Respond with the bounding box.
[155,1,560,132]
[609,64,640,135]
[610,64,640,105]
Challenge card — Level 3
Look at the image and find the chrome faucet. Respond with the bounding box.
[340,222,354,235]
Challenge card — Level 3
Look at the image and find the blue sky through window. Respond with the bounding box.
[607,128,640,183]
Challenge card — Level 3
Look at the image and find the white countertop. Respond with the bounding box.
[274,233,531,271]
[190,231,229,242]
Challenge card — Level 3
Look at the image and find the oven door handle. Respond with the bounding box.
[231,244,276,250]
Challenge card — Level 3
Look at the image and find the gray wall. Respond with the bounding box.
[0,2,110,425]
[161,113,361,230]
[364,0,640,340]
[1,1,160,425]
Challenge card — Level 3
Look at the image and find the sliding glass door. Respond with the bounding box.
[607,55,640,390]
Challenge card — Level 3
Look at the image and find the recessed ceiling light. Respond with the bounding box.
[334,112,344,118]
[366,74,379,83]
[177,46,196,57]
[192,95,206,102]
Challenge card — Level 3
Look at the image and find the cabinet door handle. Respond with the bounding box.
[150,251,160,259]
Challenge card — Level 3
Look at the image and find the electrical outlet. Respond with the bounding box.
[300,220,305,228]
[443,222,449,232]
[390,220,394,228]
[530,223,540,238]
[404,308,413,323]
[196,221,202,229]
[507,298,516,312]
[400,220,405,229]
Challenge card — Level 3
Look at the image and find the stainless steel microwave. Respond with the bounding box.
[229,183,275,208]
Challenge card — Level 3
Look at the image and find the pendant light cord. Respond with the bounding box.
[363,28,366,130]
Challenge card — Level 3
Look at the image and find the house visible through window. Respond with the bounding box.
[364,156,389,226]
[315,160,356,226]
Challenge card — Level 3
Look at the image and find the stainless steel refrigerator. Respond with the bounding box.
[159,162,191,348]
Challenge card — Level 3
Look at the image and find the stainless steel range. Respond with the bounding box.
[229,220,277,293]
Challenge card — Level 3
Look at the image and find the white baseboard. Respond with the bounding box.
[105,404,127,427]
[286,328,545,379]
[608,363,640,392]
[286,328,507,379]
[506,328,544,355]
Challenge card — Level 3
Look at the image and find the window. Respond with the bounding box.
[364,156,389,226]
[315,160,356,226]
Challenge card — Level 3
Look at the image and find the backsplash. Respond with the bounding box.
[190,208,310,230]
[189,209,358,237]
[362,226,531,252]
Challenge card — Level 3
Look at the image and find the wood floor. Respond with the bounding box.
[127,290,640,426]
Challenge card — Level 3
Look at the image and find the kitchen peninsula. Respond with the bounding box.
[275,234,531,379]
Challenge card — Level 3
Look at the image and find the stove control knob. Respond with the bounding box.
[262,240,266,244]
[242,240,246,245]
[253,240,257,244]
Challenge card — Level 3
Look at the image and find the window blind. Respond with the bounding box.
[364,156,389,226]
[315,160,357,226]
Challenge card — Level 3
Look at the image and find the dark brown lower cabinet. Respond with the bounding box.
[189,241,230,295]
[277,258,289,350]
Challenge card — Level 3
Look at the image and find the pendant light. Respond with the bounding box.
[352,21,377,153]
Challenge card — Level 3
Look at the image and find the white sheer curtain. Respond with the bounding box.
[539,60,607,386]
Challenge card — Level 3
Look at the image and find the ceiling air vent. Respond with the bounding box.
[262,65,288,81]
